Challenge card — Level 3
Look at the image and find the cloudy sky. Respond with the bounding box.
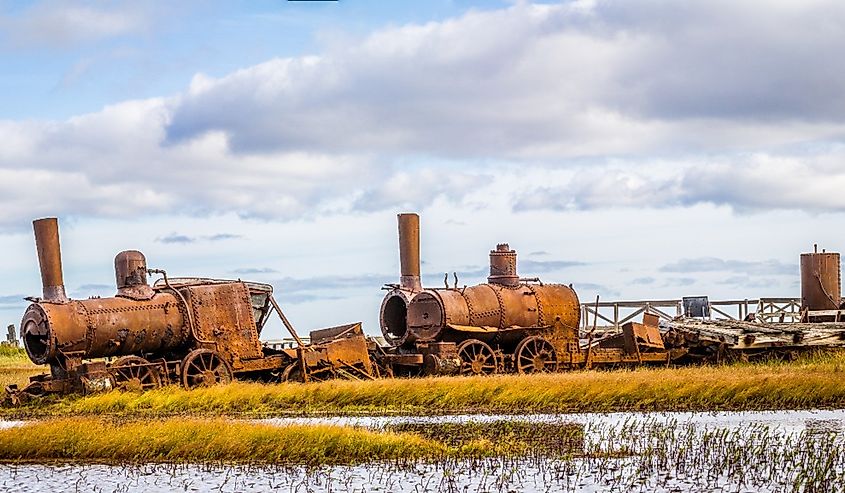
[1,0,843,338]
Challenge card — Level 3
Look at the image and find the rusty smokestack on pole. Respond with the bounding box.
[398,213,422,291]
[32,218,67,302]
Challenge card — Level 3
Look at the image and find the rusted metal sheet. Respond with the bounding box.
[183,282,263,365]
[309,335,372,372]
[310,323,364,345]
[622,322,665,353]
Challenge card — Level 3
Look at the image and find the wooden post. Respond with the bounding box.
[585,295,599,369]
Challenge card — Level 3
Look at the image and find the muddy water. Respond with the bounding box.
[1,409,844,492]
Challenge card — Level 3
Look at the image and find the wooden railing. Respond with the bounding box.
[581,297,803,331]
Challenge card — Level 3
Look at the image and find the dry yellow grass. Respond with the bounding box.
[6,351,843,418]
[0,417,446,463]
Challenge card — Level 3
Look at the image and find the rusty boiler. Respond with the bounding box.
[20,218,191,367]
[379,213,581,351]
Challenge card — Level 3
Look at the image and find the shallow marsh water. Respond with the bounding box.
[2,409,844,492]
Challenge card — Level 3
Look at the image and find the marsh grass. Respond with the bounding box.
[0,418,445,464]
[389,420,585,457]
[8,350,845,418]
[0,416,842,492]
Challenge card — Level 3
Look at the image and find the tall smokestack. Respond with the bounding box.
[398,213,422,291]
[32,218,67,302]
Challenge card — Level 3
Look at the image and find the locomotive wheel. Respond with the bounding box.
[280,362,304,383]
[111,356,162,392]
[457,339,498,375]
[515,336,558,374]
[181,349,233,389]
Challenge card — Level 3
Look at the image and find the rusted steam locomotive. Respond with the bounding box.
[12,218,375,400]
[8,214,681,401]
[378,214,683,375]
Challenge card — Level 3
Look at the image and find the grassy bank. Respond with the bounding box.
[0,418,582,463]
[0,346,40,390]
[0,418,445,464]
[6,351,845,418]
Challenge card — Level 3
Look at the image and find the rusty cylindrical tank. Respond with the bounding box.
[801,246,841,311]
[21,218,190,365]
[380,215,580,348]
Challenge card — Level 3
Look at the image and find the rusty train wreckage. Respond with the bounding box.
[6,214,845,403]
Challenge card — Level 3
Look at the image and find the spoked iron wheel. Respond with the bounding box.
[457,339,498,376]
[280,362,304,383]
[111,356,162,392]
[181,349,233,389]
[514,335,558,374]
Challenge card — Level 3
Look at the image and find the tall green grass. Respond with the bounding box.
[8,351,845,418]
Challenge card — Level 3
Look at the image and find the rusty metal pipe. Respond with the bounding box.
[32,218,67,302]
[398,213,422,292]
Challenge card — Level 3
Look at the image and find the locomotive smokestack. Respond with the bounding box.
[32,218,67,302]
[488,243,519,286]
[398,213,422,291]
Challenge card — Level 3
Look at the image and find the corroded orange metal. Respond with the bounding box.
[800,249,841,311]
[181,281,262,366]
[32,218,66,302]
[115,250,155,300]
[488,244,519,286]
[392,282,580,347]
[21,293,188,365]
